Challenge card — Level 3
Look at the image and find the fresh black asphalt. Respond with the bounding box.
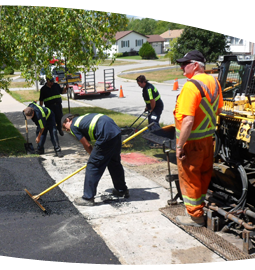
[0,157,120,264]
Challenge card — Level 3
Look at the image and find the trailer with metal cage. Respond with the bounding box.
[67,68,118,99]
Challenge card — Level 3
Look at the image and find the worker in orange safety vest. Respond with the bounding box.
[173,50,223,227]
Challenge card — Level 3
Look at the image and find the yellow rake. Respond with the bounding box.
[25,123,154,212]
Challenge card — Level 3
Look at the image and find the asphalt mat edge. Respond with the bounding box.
[0,157,121,264]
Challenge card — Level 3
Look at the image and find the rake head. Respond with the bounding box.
[24,189,46,212]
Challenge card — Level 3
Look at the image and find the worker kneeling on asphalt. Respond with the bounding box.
[23,102,64,157]
[61,113,129,206]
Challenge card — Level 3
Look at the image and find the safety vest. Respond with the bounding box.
[70,113,104,141]
[144,85,161,104]
[32,102,51,129]
[175,77,219,141]
[43,94,61,103]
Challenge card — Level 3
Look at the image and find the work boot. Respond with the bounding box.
[35,149,44,155]
[112,188,130,198]
[55,150,64,158]
[74,197,95,206]
[175,215,205,227]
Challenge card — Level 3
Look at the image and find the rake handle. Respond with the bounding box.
[34,164,87,199]
[32,123,154,200]
[122,122,154,145]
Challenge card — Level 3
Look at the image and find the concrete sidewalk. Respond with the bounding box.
[0,90,224,265]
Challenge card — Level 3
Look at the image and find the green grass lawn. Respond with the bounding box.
[119,67,186,82]
[0,113,27,156]
[118,63,218,82]
[8,90,40,103]
[62,107,165,157]
[0,99,166,159]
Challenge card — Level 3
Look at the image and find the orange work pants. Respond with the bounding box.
[176,137,214,217]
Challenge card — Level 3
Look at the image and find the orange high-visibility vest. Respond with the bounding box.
[175,77,220,141]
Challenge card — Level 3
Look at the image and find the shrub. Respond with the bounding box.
[4,66,14,75]
[139,42,157,59]
[115,53,123,58]
[129,49,137,56]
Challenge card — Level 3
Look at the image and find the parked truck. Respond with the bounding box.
[39,65,82,86]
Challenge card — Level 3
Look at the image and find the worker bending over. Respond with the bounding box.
[174,50,223,227]
[23,101,63,157]
[136,75,164,130]
[61,113,129,206]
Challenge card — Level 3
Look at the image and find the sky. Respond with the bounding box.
[124,4,247,20]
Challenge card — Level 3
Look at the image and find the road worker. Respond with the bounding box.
[39,77,68,136]
[173,50,223,227]
[136,75,164,130]
[23,101,63,157]
[61,113,129,206]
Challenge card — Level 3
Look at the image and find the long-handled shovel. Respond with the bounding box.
[23,111,35,154]
[25,122,154,212]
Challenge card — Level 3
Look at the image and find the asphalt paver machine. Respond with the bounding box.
[143,54,255,260]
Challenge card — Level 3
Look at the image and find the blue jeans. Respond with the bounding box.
[36,112,60,152]
[47,103,63,133]
[148,107,163,130]
[83,134,127,199]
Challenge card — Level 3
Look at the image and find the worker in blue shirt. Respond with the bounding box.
[23,102,63,157]
[61,113,129,206]
[39,78,67,136]
[136,75,164,130]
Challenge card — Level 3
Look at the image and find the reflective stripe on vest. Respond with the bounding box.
[32,102,51,129]
[70,114,90,136]
[182,194,206,207]
[176,78,219,140]
[145,86,161,104]
[43,94,61,103]
[71,113,104,141]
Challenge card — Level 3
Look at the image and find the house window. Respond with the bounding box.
[136,39,143,46]
[121,40,130,48]
[229,37,244,46]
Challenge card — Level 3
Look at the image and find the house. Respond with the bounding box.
[147,35,165,54]
[106,30,148,57]
[160,29,184,51]
[225,9,255,54]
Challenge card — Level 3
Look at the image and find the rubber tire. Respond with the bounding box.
[71,90,77,100]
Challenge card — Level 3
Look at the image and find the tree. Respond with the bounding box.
[0,6,128,95]
[171,26,230,63]
[153,21,185,35]
[139,42,157,59]
[127,18,156,35]
[164,38,178,64]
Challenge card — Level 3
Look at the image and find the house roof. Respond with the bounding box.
[227,9,255,29]
[160,29,184,39]
[115,31,148,40]
[147,35,165,43]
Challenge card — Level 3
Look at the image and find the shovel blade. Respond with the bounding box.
[24,143,35,154]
